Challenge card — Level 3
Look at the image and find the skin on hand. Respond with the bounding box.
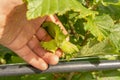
[0,0,64,70]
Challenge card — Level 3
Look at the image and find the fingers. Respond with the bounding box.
[42,52,59,65]
[29,16,47,32]
[15,45,48,70]
[35,27,63,57]
[36,27,51,41]
[55,49,63,57]
[27,35,62,65]
[27,36,45,57]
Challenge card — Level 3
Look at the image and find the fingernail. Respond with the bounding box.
[49,55,59,65]
[40,62,48,70]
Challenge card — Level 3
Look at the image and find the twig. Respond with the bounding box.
[81,31,90,46]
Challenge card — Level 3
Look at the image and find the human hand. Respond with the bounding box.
[0,0,66,70]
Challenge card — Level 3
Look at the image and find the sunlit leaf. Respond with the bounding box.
[109,23,120,50]
[25,0,97,19]
[41,40,57,53]
[84,14,114,41]
[79,39,117,56]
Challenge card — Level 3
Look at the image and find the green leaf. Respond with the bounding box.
[42,22,67,44]
[0,57,6,64]
[98,70,120,80]
[109,23,120,50]
[11,56,25,63]
[79,39,117,56]
[25,0,97,19]
[0,45,14,54]
[0,76,21,80]
[21,74,54,80]
[60,40,79,54]
[102,0,120,5]
[84,14,114,41]
[41,40,57,53]
[75,72,95,80]
[97,1,120,20]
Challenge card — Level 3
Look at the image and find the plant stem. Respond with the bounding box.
[81,31,90,46]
